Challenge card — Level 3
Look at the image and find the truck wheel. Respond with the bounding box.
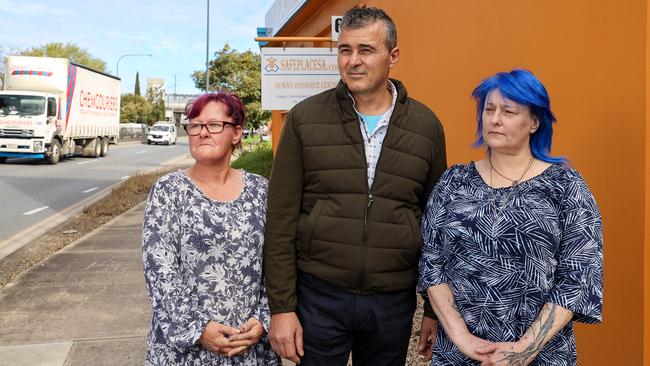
[46,140,61,165]
[0,157,6,163]
[100,137,109,157]
[92,137,101,158]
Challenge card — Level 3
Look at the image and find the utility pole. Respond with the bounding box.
[172,75,177,124]
[206,0,210,92]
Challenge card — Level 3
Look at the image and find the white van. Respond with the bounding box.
[147,123,177,145]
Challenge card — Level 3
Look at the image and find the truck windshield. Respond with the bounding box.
[0,95,46,117]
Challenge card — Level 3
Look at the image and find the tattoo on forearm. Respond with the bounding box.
[498,303,558,365]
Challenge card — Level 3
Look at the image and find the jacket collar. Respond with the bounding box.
[336,78,408,142]
[336,78,408,105]
[336,78,408,126]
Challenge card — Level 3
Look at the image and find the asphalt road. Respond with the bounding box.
[0,138,189,242]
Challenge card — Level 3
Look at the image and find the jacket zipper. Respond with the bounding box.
[357,192,374,292]
[354,91,394,292]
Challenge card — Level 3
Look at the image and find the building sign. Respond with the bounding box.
[332,16,343,41]
[261,47,340,110]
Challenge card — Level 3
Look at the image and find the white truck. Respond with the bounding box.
[0,56,120,164]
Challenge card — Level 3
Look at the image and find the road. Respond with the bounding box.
[0,138,189,242]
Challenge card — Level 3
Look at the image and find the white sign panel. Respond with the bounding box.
[331,16,343,41]
[261,48,340,110]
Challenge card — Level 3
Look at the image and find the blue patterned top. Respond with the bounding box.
[417,163,603,365]
[142,170,280,365]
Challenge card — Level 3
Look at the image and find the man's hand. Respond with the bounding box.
[199,321,247,355]
[418,316,438,361]
[225,318,266,356]
[269,312,304,364]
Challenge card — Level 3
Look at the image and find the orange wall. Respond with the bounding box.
[270,1,647,364]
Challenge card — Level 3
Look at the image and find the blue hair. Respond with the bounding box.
[471,69,566,164]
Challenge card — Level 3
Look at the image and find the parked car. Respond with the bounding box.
[147,123,177,145]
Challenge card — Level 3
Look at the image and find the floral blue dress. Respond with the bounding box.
[417,163,603,365]
[142,170,280,365]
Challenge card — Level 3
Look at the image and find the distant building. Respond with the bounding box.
[164,93,199,126]
[147,78,164,91]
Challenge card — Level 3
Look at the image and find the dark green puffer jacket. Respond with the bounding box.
[264,79,447,313]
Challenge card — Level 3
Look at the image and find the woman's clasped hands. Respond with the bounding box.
[199,318,265,357]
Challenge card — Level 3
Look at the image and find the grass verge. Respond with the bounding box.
[0,167,180,288]
[232,144,273,178]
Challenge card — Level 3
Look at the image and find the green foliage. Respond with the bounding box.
[20,42,107,72]
[146,84,166,123]
[134,71,141,96]
[120,93,162,125]
[193,43,270,130]
[231,145,273,178]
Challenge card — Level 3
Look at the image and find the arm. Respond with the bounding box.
[417,167,490,361]
[547,175,603,324]
[264,110,304,313]
[263,111,305,363]
[418,117,447,354]
[427,284,492,362]
[142,180,214,351]
[419,115,446,323]
[420,115,447,212]
[477,303,573,365]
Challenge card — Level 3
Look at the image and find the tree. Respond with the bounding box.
[21,42,107,71]
[120,83,166,125]
[192,43,270,130]
[134,71,141,96]
[0,43,22,87]
[121,94,154,124]
[146,83,166,122]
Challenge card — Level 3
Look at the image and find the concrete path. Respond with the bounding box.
[0,203,151,366]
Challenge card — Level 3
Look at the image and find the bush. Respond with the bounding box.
[231,145,273,177]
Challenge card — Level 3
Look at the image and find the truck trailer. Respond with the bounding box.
[0,56,120,164]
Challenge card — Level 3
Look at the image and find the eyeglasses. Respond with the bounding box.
[184,121,236,136]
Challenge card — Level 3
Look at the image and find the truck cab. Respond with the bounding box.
[0,91,61,163]
[0,56,121,165]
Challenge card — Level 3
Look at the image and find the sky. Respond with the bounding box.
[0,0,276,94]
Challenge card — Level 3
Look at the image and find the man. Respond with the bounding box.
[264,7,447,365]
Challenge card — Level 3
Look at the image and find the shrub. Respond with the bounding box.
[231,145,273,178]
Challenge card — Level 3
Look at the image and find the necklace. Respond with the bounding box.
[489,156,535,238]
[489,155,534,186]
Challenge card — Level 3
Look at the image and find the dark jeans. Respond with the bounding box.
[297,272,416,366]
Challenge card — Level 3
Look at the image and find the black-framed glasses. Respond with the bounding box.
[184,121,236,136]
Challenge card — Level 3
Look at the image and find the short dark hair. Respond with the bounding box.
[340,7,397,50]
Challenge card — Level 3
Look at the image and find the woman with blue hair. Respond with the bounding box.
[418,69,603,365]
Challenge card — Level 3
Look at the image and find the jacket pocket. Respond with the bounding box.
[405,209,423,251]
[301,199,326,255]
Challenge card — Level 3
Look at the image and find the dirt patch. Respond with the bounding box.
[0,168,181,288]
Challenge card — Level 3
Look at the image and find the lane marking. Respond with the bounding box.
[82,187,99,194]
[23,206,49,215]
[121,175,130,179]
[77,160,98,165]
